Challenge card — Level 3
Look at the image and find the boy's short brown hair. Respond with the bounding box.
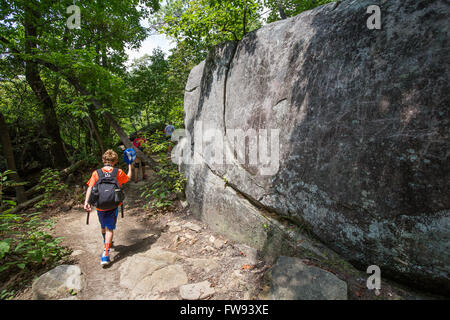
[102,149,118,166]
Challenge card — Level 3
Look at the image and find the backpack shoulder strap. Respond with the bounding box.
[111,168,121,188]
[92,169,103,187]
[96,168,104,178]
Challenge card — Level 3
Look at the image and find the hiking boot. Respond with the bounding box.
[101,254,110,266]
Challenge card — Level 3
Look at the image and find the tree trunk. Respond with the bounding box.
[97,116,111,150]
[88,111,105,156]
[85,122,92,155]
[8,194,45,215]
[24,2,69,169]
[52,77,61,105]
[78,119,81,150]
[102,111,158,168]
[0,112,27,203]
[277,0,288,19]
[23,159,84,198]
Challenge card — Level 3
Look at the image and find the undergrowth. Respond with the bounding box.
[139,131,186,211]
[0,170,71,300]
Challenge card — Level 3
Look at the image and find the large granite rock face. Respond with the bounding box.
[175,0,450,294]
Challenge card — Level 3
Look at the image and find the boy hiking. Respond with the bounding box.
[132,132,148,183]
[84,149,133,266]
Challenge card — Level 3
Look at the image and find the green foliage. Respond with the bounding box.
[0,170,26,210]
[35,168,68,209]
[263,0,336,23]
[70,152,99,168]
[0,171,70,299]
[157,0,263,47]
[126,48,173,128]
[0,0,163,170]
[0,211,69,282]
[0,288,15,300]
[144,131,173,154]
[0,78,52,171]
[140,131,186,210]
[68,288,77,296]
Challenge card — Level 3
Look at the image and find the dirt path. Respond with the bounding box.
[40,175,267,300]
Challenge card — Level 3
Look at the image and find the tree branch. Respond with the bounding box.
[277,0,288,19]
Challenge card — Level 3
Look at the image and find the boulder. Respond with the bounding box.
[234,244,259,265]
[137,265,188,293]
[119,255,167,290]
[179,281,215,300]
[142,247,181,264]
[270,256,347,300]
[119,247,182,292]
[175,0,450,294]
[186,257,220,273]
[32,265,82,300]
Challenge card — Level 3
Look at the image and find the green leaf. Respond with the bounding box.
[0,265,11,273]
[14,242,25,252]
[17,263,26,269]
[0,241,11,258]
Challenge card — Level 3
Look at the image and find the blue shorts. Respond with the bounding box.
[97,208,119,230]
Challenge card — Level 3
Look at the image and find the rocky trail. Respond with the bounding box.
[19,171,268,300]
[13,168,438,301]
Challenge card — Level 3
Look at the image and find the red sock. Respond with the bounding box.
[104,242,111,256]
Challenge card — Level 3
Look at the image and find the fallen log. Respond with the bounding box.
[7,194,45,215]
[4,158,82,211]
[24,184,41,198]
[24,160,84,198]
[7,160,86,201]
[59,159,84,178]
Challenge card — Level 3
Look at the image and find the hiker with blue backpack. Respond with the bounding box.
[83,149,135,266]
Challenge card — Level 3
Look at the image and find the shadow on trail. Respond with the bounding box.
[104,233,161,268]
